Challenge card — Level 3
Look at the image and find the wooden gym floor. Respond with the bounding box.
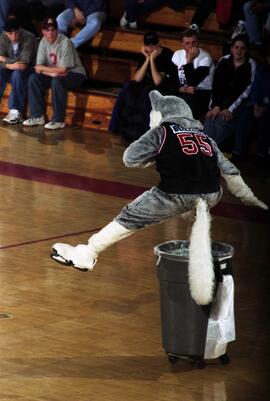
[0,122,269,401]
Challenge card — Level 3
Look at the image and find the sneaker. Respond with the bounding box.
[51,243,97,271]
[189,23,200,33]
[231,20,246,39]
[120,12,137,29]
[2,110,23,124]
[23,116,45,126]
[128,21,137,29]
[120,12,128,27]
[44,121,65,130]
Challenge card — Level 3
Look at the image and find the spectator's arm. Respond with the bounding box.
[228,58,257,113]
[35,64,68,76]
[18,36,37,65]
[183,63,210,86]
[250,68,265,105]
[149,46,163,86]
[134,48,150,82]
[210,58,228,108]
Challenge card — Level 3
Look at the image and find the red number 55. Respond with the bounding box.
[177,133,213,156]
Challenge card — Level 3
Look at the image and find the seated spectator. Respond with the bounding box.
[120,0,166,29]
[172,28,215,119]
[109,31,179,142]
[56,0,106,48]
[249,42,270,161]
[23,17,86,130]
[203,35,256,160]
[0,16,37,124]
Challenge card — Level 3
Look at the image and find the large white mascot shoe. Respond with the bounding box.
[51,244,97,272]
[51,221,133,272]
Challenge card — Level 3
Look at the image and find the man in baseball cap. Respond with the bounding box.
[23,15,87,130]
[143,31,159,46]
[41,17,58,31]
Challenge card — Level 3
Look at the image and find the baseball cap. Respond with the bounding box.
[4,17,20,32]
[42,17,58,30]
[143,32,159,46]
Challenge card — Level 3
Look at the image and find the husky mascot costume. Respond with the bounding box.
[51,90,267,307]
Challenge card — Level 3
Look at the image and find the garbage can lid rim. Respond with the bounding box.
[154,239,234,260]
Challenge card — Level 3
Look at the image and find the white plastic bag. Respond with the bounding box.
[204,275,235,359]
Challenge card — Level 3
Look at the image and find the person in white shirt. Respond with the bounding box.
[172,29,214,119]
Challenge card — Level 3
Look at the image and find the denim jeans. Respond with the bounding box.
[27,72,85,122]
[115,186,222,230]
[56,8,106,48]
[0,66,32,112]
[0,0,12,33]
[243,1,262,45]
[203,100,252,156]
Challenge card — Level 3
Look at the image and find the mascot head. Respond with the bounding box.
[149,90,203,130]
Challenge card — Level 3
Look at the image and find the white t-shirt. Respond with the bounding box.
[172,48,214,91]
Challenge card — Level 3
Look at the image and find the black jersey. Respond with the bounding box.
[155,122,220,194]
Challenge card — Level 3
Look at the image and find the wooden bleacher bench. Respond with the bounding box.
[108,0,229,36]
[1,84,116,131]
[87,25,224,64]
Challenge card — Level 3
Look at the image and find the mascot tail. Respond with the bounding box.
[188,198,215,305]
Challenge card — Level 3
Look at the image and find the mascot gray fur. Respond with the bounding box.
[51,91,268,306]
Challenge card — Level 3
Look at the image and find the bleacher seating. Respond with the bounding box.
[0,1,228,131]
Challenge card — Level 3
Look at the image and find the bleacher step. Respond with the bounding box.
[1,85,117,131]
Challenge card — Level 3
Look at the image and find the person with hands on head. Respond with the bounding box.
[172,28,215,119]
[108,31,179,142]
[0,16,37,124]
[134,36,164,86]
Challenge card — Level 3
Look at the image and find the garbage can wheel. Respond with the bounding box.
[219,353,230,365]
[167,354,179,364]
[193,356,205,369]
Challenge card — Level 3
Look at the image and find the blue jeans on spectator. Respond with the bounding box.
[57,8,106,48]
[27,72,85,122]
[0,0,12,33]
[203,100,252,156]
[0,66,32,112]
[243,1,263,45]
[124,0,165,22]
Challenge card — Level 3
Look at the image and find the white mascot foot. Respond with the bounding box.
[51,243,97,272]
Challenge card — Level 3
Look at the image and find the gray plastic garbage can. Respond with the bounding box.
[154,240,234,368]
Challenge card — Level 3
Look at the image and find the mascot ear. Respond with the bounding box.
[149,90,162,110]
